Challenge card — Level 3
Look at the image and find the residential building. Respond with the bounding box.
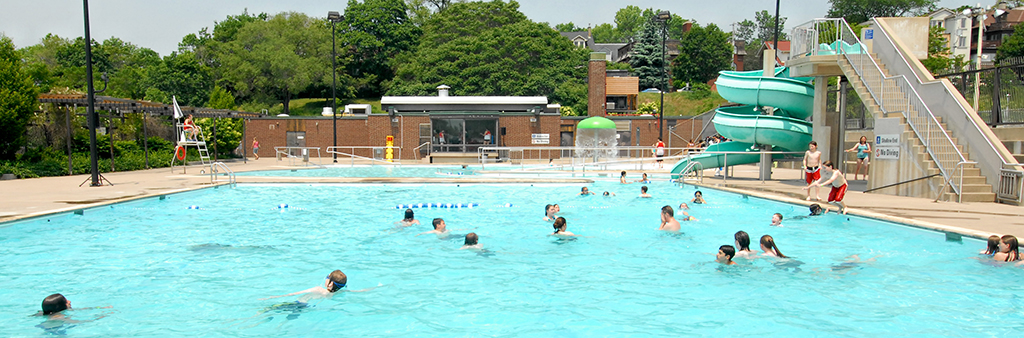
[757,41,791,67]
[929,8,974,62]
[972,5,1024,65]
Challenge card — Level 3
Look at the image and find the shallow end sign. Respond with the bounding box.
[531,134,550,145]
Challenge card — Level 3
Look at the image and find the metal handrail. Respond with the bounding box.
[933,161,976,203]
[209,161,235,185]
[793,18,967,197]
[413,142,430,160]
[477,146,703,170]
[678,161,704,183]
[273,146,324,167]
[325,146,402,166]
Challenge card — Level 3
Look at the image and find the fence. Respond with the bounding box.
[935,56,1024,125]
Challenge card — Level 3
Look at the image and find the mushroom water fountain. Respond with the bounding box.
[575,116,618,161]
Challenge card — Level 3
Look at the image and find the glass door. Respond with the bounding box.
[464,119,497,152]
[432,118,464,153]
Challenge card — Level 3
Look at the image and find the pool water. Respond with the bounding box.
[3,182,1024,336]
[235,165,473,178]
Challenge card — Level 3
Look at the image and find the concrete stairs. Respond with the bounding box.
[837,55,995,202]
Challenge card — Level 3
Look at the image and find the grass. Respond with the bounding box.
[267,98,384,116]
[638,91,729,117]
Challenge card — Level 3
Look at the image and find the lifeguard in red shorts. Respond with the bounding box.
[183,114,198,141]
[803,160,849,214]
[803,141,823,201]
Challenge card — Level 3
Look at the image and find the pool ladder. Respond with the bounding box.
[210,162,236,186]
[676,161,704,185]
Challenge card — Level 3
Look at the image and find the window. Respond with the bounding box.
[961,18,967,28]
[574,40,585,47]
[959,36,966,47]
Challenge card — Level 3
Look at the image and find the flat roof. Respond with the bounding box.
[381,96,548,105]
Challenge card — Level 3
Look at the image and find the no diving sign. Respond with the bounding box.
[875,146,899,160]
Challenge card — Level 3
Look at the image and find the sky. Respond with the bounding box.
[1,0,975,56]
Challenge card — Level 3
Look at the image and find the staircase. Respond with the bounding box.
[837,55,995,202]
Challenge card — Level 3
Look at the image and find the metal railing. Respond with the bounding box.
[933,161,976,203]
[476,146,703,170]
[677,161,704,184]
[792,18,969,198]
[325,146,402,166]
[413,142,430,160]
[209,161,235,186]
[274,146,324,167]
[998,168,1024,204]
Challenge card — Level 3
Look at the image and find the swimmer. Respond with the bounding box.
[759,235,787,258]
[635,173,651,184]
[579,187,596,195]
[34,294,109,334]
[734,231,755,258]
[659,205,681,231]
[831,254,879,271]
[639,186,652,198]
[691,190,706,204]
[620,171,632,184]
[771,213,783,227]
[716,245,737,265]
[673,203,696,220]
[981,235,1001,255]
[994,235,1021,262]
[553,204,561,214]
[417,218,449,237]
[543,204,556,221]
[260,270,376,302]
[602,191,616,196]
[809,203,828,216]
[549,217,577,237]
[460,232,483,250]
[399,208,420,226]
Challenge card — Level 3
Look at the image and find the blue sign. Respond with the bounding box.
[865,29,874,40]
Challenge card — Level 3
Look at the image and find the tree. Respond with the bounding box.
[615,6,646,40]
[998,24,1024,61]
[555,22,583,32]
[0,36,37,160]
[388,1,589,114]
[194,85,242,157]
[672,23,733,85]
[755,10,788,43]
[406,0,434,26]
[148,51,213,107]
[629,19,668,90]
[922,25,956,74]
[734,19,756,43]
[342,0,422,97]
[827,0,938,24]
[592,23,621,43]
[217,12,329,115]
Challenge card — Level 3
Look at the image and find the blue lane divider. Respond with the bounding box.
[395,203,482,209]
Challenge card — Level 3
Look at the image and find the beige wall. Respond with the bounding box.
[876,17,929,60]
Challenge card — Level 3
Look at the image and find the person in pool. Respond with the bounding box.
[635,173,651,184]
[579,187,596,195]
[994,235,1021,262]
[549,217,577,237]
[659,205,681,232]
[734,231,756,258]
[417,218,450,237]
[34,294,109,334]
[460,232,483,250]
[716,245,737,265]
[771,213,783,227]
[981,235,1001,255]
[543,204,557,221]
[759,235,788,258]
[639,186,652,198]
[602,191,616,196]
[620,171,632,184]
[809,203,828,216]
[261,270,376,302]
[691,191,706,204]
[399,208,420,227]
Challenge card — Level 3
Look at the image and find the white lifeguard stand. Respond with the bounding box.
[170,97,212,173]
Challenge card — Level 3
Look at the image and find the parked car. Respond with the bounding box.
[641,88,661,93]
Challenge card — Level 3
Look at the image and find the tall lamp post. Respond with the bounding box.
[655,10,671,140]
[964,6,1005,115]
[328,11,343,163]
[83,0,100,186]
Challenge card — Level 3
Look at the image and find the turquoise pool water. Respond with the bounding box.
[235,165,473,177]
[3,182,1023,336]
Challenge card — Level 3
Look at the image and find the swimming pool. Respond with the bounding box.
[235,165,474,178]
[2,181,1022,336]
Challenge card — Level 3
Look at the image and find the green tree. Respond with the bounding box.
[614,6,646,41]
[148,51,213,107]
[755,10,788,43]
[0,36,37,160]
[998,24,1024,61]
[592,23,621,43]
[734,19,756,43]
[827,0,938,24]
[217,12,329,115]
[672,23,733,85]
[406,0,434,26]
[342,0,422,97]
[629,19,668,90]
[388,1,588,113]
[555,22,583,32]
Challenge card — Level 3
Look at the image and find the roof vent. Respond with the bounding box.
[437,84,451,97]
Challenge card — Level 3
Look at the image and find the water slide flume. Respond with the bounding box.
[671,67,815,176]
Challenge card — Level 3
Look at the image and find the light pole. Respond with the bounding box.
[328,11,342,163]
[964,6,1005,112]
[655,10,670,140]
[83,0,99,186]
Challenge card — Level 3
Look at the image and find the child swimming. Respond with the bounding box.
[550,217,577,238]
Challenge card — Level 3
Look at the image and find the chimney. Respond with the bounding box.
[587,53,607,117]
[437,84,450,97]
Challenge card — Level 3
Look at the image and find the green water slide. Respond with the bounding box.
[671,67,815,175]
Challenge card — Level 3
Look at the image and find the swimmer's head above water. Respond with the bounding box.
[326,270,347,292]
[464,232,478,246]
[432,218,446,231]
[553,217,567,234]
[404,208,415,221]
[41,293,69,315]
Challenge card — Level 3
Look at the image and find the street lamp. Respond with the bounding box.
[328,11,343,163]
[964,5,1006,113]
[654,10,670,140]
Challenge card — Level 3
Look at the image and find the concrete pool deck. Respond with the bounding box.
[1,158,1022,240]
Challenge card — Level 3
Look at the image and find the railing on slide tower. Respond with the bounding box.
[790,18,969,198]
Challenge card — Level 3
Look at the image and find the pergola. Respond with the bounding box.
[37,93,265,174]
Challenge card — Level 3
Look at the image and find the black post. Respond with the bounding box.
[108,116,115,171]
[65,106,73,175]
[83,0,99,186]
[773,0,780,52]
[331,19,338,163]
[659,21,667,140]
[993,64,1002,125]
[242,118,247,164]
[212,117,218,161]
[142,112,149,168]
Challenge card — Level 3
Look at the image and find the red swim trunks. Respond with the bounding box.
[805,166,820,184]
[828,184,848,202]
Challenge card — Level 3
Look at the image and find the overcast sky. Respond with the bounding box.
[1,0,973,55]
